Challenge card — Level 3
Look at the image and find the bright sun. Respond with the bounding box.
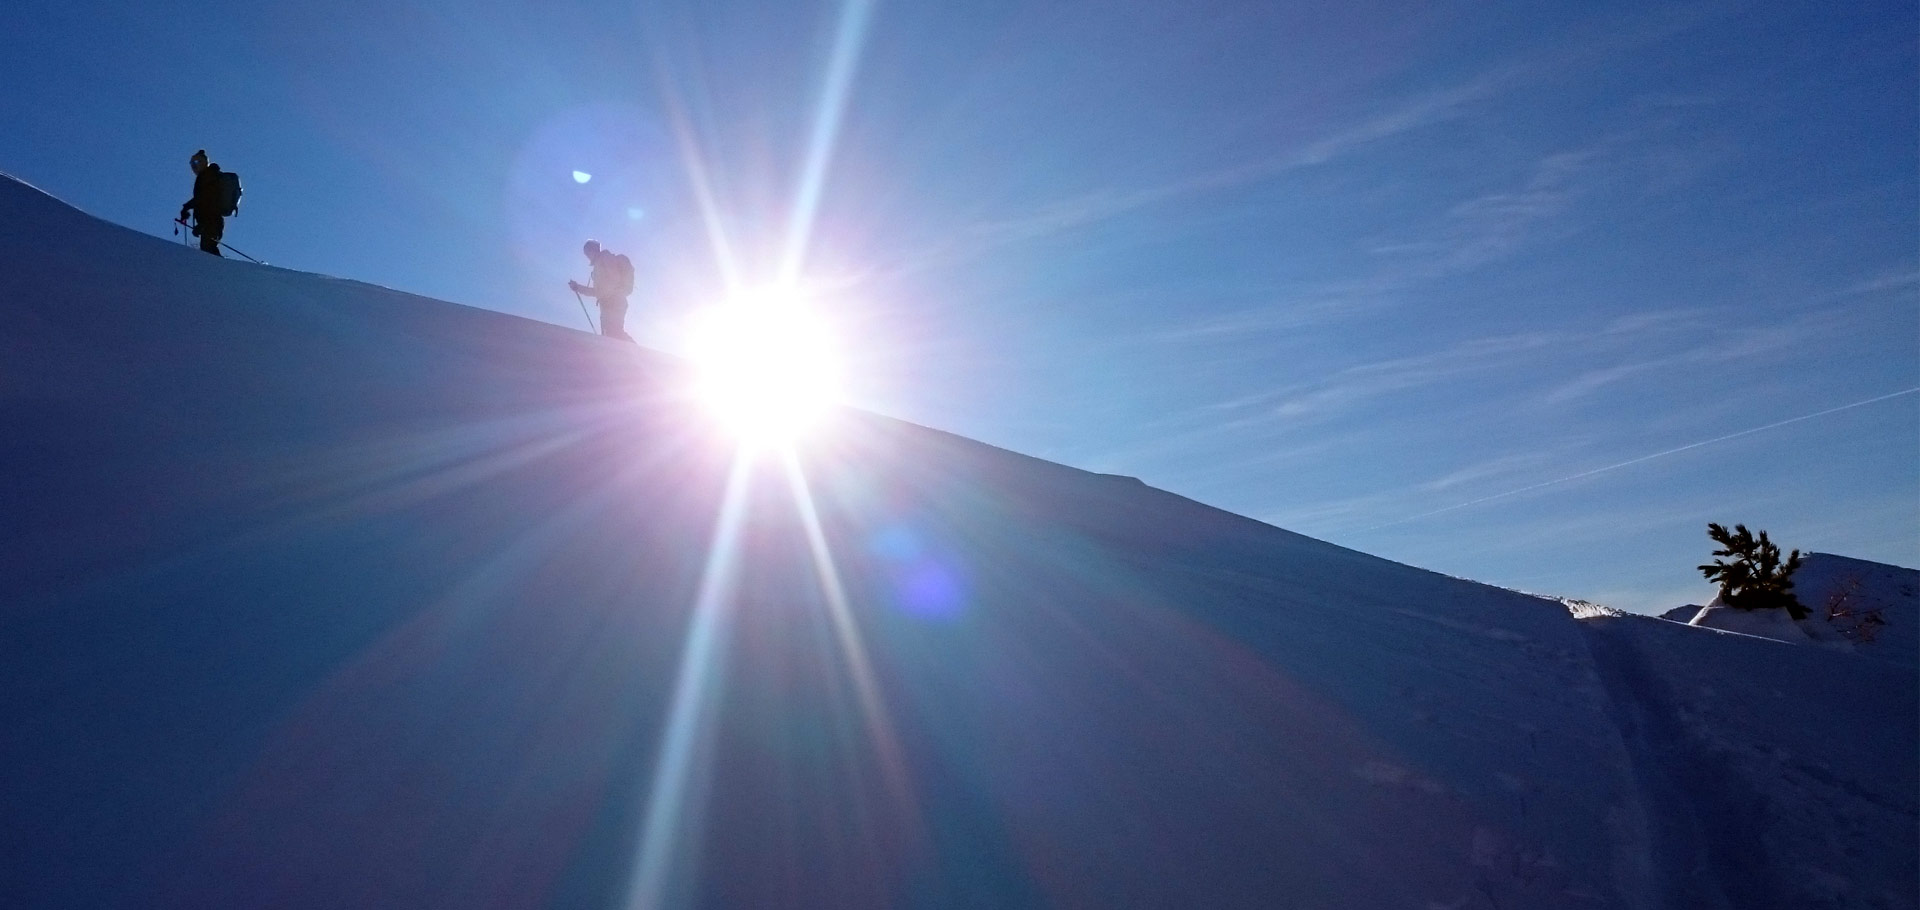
[688,288,845,442]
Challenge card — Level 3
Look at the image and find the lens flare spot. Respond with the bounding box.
[899,562,964,619]
[870,526,921,561]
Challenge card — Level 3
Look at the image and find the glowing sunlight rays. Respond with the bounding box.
[779,0,877,285]
[658,69,743,291]
[626,4,890,905]
[626,453,754,910]
[780,448,917,809]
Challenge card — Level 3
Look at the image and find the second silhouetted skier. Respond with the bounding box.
[569,239,635,341]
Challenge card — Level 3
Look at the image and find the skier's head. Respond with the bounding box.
[582,239,601,260]
[189,149,208,174]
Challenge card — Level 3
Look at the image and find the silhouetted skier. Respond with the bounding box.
[569,239,635,341]
[178,150,240,257]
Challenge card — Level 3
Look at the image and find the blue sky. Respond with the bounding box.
[3,0,1914,612]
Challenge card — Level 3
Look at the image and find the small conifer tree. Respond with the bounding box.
[1698,522,1806,619]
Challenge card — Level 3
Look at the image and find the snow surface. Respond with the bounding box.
[0,173,1913,909]
[1671,554,1917,667]
[1579,612,1918,909]
[1659,604,1705,623]
[1687,603,1819,644]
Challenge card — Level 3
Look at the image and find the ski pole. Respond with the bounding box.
[173,218,264,264]
[572,288,597,333]
[217,240,264,264]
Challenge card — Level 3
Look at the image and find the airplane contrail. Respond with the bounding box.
[1364,386,1920,532]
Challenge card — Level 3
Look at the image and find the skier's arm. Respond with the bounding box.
[569,279,601,299]
[183,172,210,220]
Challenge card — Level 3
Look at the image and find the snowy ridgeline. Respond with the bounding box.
[1657,553,1919,668]
[0,173,1914,910]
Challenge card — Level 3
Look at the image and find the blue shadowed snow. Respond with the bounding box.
[0,173,1912,909]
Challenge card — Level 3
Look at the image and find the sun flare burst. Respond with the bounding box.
[687,287,845,442]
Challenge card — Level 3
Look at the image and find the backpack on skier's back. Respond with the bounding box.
[606,253,634,297]
[215,169,243,217]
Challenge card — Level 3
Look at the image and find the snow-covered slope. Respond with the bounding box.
[0,173,1910,909]
[1686,602,1820,643]
[1792,553,1918,666]
[1660,603,1706,622]
[1580,611,1917,909]
[1670,554,1917,667]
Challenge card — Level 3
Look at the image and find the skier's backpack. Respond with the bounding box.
[607,253,634,297]
[217,170,243,217]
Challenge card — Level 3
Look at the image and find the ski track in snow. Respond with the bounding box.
[1580,613,1918,910]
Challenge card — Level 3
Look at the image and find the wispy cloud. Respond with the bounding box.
[1371,148,1600,275]
[1635,90,1729,110]
[1137,268,1853,475]
[1134,276,1408,345]
[1416,451,1557,493]
[1287,75,1512,168]
[1541,293,1895,404]
[878,71,1513,280]
[1018,73,1510,236]
[1090,142,1612,355]
[1135,289,1876,526]
[1228,287,1911,535]
[878,5,1717,281]
[1594,308,1717,336]
[1361,386,1920,532]
[1208,330,1556,424]
[1837,269,1920,298]
[1119,143,1615,351]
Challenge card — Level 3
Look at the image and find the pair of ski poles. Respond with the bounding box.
[173,218,263,264]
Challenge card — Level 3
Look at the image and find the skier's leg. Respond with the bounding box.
[197,215,224,256]
[603,298,634,341]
